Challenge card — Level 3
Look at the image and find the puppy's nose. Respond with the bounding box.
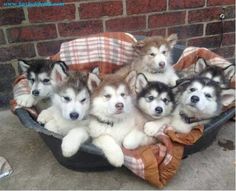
[70,112,79,120]
[159,62,165,68]
[155,107,163,114]
[32,90,39,96]
[115,103,124,110]
[191,96,199,103]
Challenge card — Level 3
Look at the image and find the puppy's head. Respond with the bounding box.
[87,71,136,120]
[133,34,178,73]
[195,58,235,88]
[179,77,235,118]
[136,73,175,119]
[51,64,90,121]
[18,59,66,98]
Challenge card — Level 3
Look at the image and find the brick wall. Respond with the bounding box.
[0,0,235,108]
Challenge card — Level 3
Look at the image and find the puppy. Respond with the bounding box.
[195,57,235,88]
[16,59,65,107]
[116,34,179,86]
[37,63,90,138]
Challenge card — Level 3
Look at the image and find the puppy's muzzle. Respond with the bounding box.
[115,102,124,111]
[155,106,163,114]
[32,90,40,97]
[191,96,200,103]
[70,112,79,120]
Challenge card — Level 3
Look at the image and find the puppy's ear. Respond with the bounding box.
[18,60,30,73]
[136,73,148,93]
[223,64,235,80]
[91,67,100,76]
[194,58,208,73]
[172,78,191,93]
[50,62,68,85]
[125,71,136,89]
[133,40,145,53]
[221,88,235,106]
[166,33,178,48]
[87,73,101,92]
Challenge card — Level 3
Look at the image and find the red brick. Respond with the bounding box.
[79,1,123,19]
[149,11,186,28]
[188,36,221,48]
[0,30,5,45]
[206,21,235,35]
[222,33,235,46]
[0,44,36,62]
[0,8,25,26]
[224,6,235,19]
[168,24,203,39]
[6,24,57,43]
[212,46,235,58]
[58,21,103,37]
[28,4,75,23]
[169,0,204,10]
[106,16,146,32]
[37,39,73,57]
[188,7,222,23]
[207,0,235,6]
[127,0,166,15]
[132,28,166,37]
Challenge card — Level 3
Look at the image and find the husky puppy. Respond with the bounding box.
[116,34,179,86]
[16,59,67,108]
[134,73,176,136]
[195,58,235,88]
[145,77,235,135]
[37,63,90,138]
[86,72,141,167]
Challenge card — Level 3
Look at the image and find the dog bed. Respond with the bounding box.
[11,32,235,188]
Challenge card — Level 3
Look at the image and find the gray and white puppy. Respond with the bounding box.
[16,59,67,108]
[195,58,235,88]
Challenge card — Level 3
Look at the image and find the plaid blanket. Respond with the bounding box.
[11,32,235,188]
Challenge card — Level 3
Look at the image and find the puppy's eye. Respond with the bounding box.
[120,93,125,97]
[190,88,196,92]
[63,96,71,102]
[43,79,50,83]
[150,53,155,57]
[205,93,212,98]
[104,94,111,99]
[162,98,169,103]
[146,96,154,102]
[80,98,86,103]
[162,50,167,54]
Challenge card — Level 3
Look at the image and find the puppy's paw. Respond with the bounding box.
[37,110,53,124]
[106,149,124,167]
[44,120,59,134]
[16,94,36,107]
[61,136,80,158]
[123,137,139,150]
[144,122,161,137]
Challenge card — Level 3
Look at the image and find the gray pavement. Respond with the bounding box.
[0,110,235,190]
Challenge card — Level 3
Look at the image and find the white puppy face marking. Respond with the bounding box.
[28,72,53,97]
[54,88,90,121]
[181,81,218,117]
[92,84,133,119]
[138,90,174,119]
[142,45,172,73]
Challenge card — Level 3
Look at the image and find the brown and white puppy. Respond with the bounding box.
[87,72,155,167]
[116,34,179,86]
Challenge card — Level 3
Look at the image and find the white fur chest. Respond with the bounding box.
[89,115,135,145]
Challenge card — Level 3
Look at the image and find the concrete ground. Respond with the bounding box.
[0,110,235,190]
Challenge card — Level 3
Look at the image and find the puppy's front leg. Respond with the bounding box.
[61,127,89,157]
[144,117,170,137]
[93,135,124,167]
[123,129,146,149]
[15,94,37,107]
[37,106,56,124]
